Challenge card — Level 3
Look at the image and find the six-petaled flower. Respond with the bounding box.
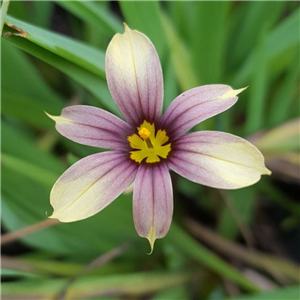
[47,24,271,252]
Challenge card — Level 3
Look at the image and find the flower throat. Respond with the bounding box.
[127,121,171,163]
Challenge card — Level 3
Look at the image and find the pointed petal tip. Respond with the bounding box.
[47,212,56,220]
[44,111,56,122]
[48,213,70,223]
[146,226,156,255]
[220,86,248,99]
[47,209,72,223]
[146,238,156,255]
[264,167,272,176]
[47,208,58,220]
[236,86,248,94]
[123,22,130,31]
[45,112,72,125]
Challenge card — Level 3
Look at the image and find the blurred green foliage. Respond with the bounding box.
[1,1,299,299]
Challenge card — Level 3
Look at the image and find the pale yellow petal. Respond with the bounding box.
[50,152,137,222]
[105,24,163,126]
[169,131,271,190]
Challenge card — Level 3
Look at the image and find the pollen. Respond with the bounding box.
[127,121,171,164]
[138,127,151,139]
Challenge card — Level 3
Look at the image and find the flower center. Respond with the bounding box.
[127,121,171,163]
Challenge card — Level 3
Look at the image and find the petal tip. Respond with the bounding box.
[47,211,67,223]
[123,22,130,31]
[47,213,57,220]
[44,111,56,122]
[47,208,60,221]
[220,86,248,99]
[45,112,72,125]
[264,167,272,176]
[146,226,156,255]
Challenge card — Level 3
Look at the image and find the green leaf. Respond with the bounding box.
[1,153,58,188]
[1,121,139,256]
[267,6,300,67]
[119,1,167,57]
[1,163,140,256]
[1,39,64,128]
[234,7,300,86]
[1,269,43,279]
[229,2,285,68]
[0,0,10,35]
[163,56,179,111]
[30,1,54,29]
[5,15,105,77]
[268,51,299,126]
[218,187,257,240]
[2,121,65,174]
[188,1,231,83]
[244,24,268,135]
[165,1,193,43]
[1,272,190,298]
[187,218,300,283]
[254,118,300,153]
[152,286,188,300]
[4,0,26,22]
[20,258,134,277]
[226,286,300,300]
[161,13,198,91]
[167,224,259,292]
[56,1,122,34]
[3,34,119,114]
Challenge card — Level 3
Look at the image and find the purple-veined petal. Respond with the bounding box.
[133,163,173,252]
[50,151,138,222]
[46,105,133,150]
[168,131,271,189]
[105,24,163,127]
[160,85,247,139]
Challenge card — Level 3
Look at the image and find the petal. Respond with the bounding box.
[168,131,271,190]
[50,151,138,222]
[133,164,173,253]
[105,24,163,127]
[46,105,133,150]
[160,85,247,139]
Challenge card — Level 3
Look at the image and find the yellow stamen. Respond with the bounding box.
[127,121,171,164]
[138,127,151,139]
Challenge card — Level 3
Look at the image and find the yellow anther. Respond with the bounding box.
[138,127,151,139]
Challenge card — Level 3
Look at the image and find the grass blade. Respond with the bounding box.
[226,286,300,300]
[234,7,300,86]
[268,51,299,126]
[167,224,259,292]
[186,218,300,283]
[1,272,190,298]
[188,1,231,83]
[119,1,166,57]
[5,15,105,77]
[4,35,118,114]
[229,2,285,68]
[161,13,198,91]
[56,1,122,34]
[0,0,10,34]
[2,39,64,127]
[244,25,268,135]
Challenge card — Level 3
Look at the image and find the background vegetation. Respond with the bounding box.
[1,1,299,299]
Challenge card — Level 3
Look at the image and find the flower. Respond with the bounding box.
[47,24,271,252]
